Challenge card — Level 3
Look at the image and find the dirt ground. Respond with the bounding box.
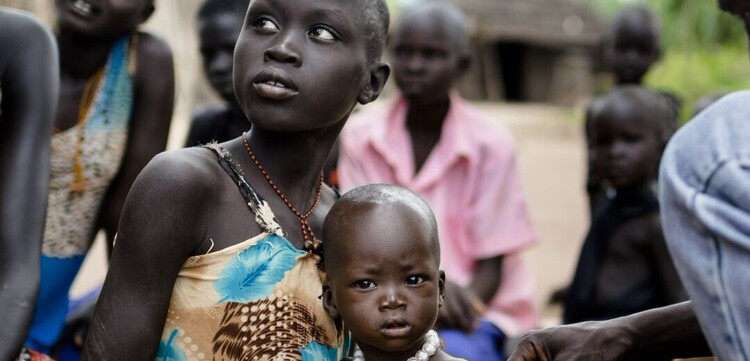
[71,101,590,328]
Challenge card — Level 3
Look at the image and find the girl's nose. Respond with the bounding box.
[263,32,302,67]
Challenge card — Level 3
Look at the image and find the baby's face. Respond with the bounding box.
[232,0,373,133]
[324,204,443,357]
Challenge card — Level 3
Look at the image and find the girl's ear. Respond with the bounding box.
[438,271,446,308]
[358,62,391,105]
[322,281,340,319]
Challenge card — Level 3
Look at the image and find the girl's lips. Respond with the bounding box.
[67,0,101,19]
[253,82,299,100]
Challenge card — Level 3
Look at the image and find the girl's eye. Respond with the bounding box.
[353,280,375,289]
[406,275,425,285]
[309,27,336,41]
[255,18,279,31]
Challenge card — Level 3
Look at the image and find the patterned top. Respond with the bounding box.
[44,35,133,258]
[155,144,348,361]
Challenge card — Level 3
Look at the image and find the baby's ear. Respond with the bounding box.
[322,281,340,319]
[438,271,446,308]
[358,62,391,105]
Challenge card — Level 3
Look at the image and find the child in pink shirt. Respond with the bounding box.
[339,1,537,359]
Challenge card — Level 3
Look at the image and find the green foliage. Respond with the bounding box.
[578,0,750,122]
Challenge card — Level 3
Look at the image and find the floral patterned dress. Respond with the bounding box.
[155,144,349,361]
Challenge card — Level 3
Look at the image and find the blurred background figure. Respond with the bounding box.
[564,86,685,328]
[183,0,250,147]
[20,0,174,360]
[0,7,58,360]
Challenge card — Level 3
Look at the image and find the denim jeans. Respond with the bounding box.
[659,90,750,361]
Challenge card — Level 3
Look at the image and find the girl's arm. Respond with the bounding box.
[82,152,210,361]
[99,32,175,250]
[0,10,58,359]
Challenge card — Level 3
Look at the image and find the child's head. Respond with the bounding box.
[54,0,155,39]
[322,184,445,358]
[588,86,671,191]
[197,0,250,104]
[391,1,470,105]
[232,0,390,133]
[607,5,661,85]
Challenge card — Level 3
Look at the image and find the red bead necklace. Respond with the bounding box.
[242,133,323,253]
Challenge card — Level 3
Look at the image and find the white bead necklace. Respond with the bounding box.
[352,330,440,361]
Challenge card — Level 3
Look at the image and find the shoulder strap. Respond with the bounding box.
[205,143,284,237]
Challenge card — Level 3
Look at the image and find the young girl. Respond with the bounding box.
[23,0,174,359]
[81,0,390,359]
[322,184,466,361]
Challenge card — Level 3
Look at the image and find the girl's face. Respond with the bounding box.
[232,0,374,133]
[55,0,152,39]
[323,205,445,360]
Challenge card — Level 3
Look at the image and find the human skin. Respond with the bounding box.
[80,0,389,359]
[184,9,250,146]
[0,8,58,359]
[608,7,661,85]
[507,1,750,359]
[390,2,501,332]
[52,0,174,249]
[323,200,447,360]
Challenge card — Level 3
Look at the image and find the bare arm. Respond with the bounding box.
[0,10,58,359]
[468,255,503,304]
[645,216,687,304]
[82,151,209,361]
[508,301,711,361]
[99,32,175,249]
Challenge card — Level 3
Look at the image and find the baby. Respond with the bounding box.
[323,184,465,361]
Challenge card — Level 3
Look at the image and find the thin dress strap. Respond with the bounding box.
[205,143,284,237]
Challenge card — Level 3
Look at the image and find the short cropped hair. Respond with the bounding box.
[363,0,390,63]
[589,86,675,149]
[323,184,440,262]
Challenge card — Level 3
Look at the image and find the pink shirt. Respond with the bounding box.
[339,94,538,336]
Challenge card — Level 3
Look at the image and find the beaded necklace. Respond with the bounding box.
[353,330,440,361]
[69,66,104,193]
[242,132,324,254]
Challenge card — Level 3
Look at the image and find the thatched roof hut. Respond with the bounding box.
[447,0,606,104]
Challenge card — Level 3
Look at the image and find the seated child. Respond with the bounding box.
[322,184,466,361]
[184,0,251,147]
[564,86,686,324]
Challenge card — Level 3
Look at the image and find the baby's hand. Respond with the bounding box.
[435,280,484,333]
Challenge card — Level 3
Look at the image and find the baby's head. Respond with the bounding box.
[197,0,249,103]
[588,86,671,191]
[391,1,470,105]
[55,0,155,39]
[232,0,390,133]
[607,5,661,85]
[322,184,445,359]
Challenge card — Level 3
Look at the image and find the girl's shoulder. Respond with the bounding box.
[136,147,225,201]
[433,350,468,361]
[132,31,174,83]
